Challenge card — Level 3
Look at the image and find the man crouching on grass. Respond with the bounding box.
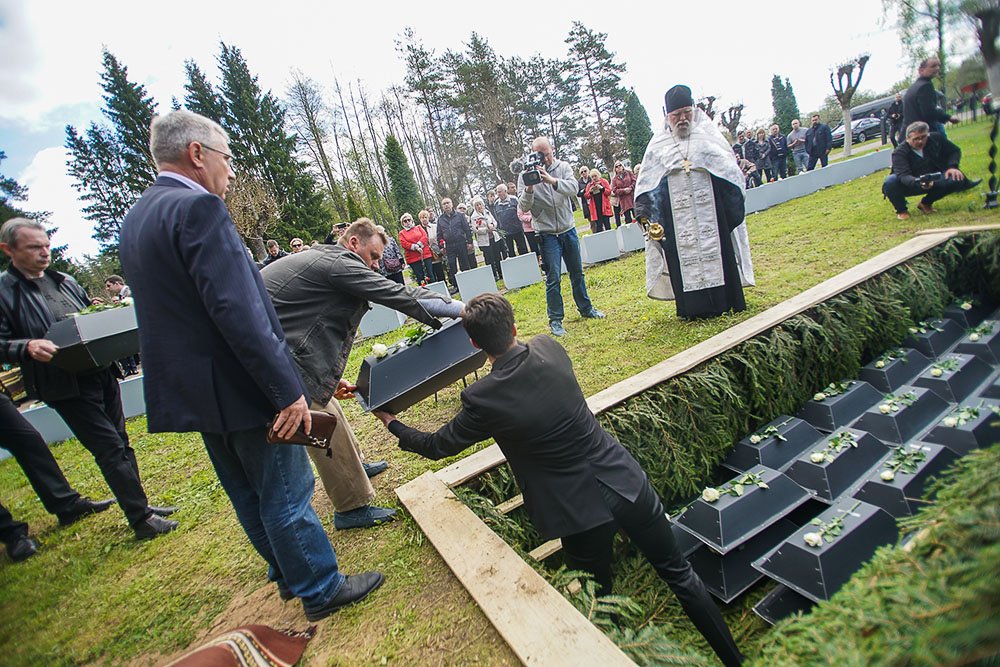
[372,293,745,667]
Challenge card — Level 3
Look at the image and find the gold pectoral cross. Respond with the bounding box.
[681,158,692,174]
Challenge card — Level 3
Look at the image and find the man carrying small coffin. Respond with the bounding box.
[261,218,462,530]
[636,84,755,320]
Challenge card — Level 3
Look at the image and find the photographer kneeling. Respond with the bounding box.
[882,121,981,220]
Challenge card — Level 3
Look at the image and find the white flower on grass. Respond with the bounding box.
[372,343,389,359]
[961,302,973,311]
[908,327,918,334]
[813,392,827,401]
[970,333,980,342]
[943,417,959,427]
[749,434,762,444]
[875,360,885,369]
[810,451,827,463]
[879,404,892,414]
[931,368,943,377]
[803,532,824,548]
[880,469,896,482]
[701,487,721,503]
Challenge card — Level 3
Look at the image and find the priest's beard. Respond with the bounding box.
[671,120,692,138]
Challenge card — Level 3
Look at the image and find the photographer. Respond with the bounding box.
[881,121,981,220]
[517,137,604,337]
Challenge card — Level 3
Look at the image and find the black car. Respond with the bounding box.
[831,117,883,148]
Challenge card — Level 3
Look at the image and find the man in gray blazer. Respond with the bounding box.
[373,294,743,667]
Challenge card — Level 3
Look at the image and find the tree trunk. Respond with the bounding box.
[247,236,266,261]
[842,106,853,158]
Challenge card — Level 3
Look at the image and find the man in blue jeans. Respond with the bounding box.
[882,121,981,220]
[517,137,604,336]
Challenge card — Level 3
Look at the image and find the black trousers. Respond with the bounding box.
[524,230,539,256]
[561,479,743,667]
[0,500,28,543]
[503,230,528,257]
[47,369,150,525]
[0,393,82,516]
[408,258,434,285]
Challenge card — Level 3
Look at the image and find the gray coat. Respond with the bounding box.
[261,244,447,404]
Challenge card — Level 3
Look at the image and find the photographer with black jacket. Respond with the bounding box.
[881,121,981,220]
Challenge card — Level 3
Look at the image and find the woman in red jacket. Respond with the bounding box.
[584,169,613,233]
[611,161,636,227]
[398,212,434,285]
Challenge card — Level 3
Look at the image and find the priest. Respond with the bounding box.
[635,85,755,320]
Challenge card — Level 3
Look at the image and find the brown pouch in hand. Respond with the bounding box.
[266,411,338,458]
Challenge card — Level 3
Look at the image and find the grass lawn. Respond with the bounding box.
[1,119,997,666]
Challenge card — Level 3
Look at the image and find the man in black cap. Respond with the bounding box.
[634,85,754,320]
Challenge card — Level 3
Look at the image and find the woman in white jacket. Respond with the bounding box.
[470,197,502,281]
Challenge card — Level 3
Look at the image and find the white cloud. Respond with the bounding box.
[19,147,100,259]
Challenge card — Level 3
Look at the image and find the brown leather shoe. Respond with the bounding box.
[896,211,910,221]
[917,201,937,214]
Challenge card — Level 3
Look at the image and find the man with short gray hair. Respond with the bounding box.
[517,137,604,336]
[121,109,382,620]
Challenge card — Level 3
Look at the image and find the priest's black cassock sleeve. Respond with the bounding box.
[636,174,746,320]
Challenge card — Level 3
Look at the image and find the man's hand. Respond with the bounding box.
[524,184,534,193]
[333,379,356,400]
[273,395,311,439]
[27,339,58,362]
[467,243,474,252]
[372,410,396,427]
[537,166,557,186]
[950,117,961,125]
[945,168,965,182]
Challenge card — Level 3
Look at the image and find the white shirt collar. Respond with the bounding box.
[160,170,210,195]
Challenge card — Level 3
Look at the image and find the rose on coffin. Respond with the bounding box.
[785,428,890,502]
[922,399,1000,456]
[852,386,949,444]
[902,318,964,358]
[853,442,958,518]
[913,353,993,403]
[857,348,930,393]
[723,416,824,473]
[796,380,883,432]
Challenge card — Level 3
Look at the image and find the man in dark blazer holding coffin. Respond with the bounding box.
[120,109,382,622]
[373,294,743,667]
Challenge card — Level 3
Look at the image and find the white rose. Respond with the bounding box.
[880,469,895,482]
[943,417,959,427]
[931,368,943,377]
[701,487,721,503]
[879,404,892,414]
[749,434,762,444]
[810,451,827,463]
[813,392,827,401]
[970,333,980,342]
[908,327,918,334]
[961,302,973,311]
[372,343,389,359]
[803,532,824,548]
[875,360,885,369]
[120,296,134,306]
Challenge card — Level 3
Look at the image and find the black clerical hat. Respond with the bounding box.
[664,85,693,113]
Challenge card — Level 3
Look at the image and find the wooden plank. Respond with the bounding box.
[528,539,563,562]
[435,444,506,487]
[496,494,524,514]
[396,472,634,667]
[915,223,1000,235]
[585,231,955,414]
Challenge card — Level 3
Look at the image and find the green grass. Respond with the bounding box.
[1,118,997,665]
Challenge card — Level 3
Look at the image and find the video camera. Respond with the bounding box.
[511,151,546,186]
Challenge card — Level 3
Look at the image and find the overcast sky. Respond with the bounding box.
[1,0,924,259]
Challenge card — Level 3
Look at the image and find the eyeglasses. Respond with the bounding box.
[201,144,234,163]
[291,243,303,248]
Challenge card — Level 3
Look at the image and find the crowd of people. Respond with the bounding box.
[731,114,833,187]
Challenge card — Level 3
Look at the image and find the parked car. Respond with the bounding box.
[831,116,883,147]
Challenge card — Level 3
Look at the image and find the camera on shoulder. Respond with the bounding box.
[511,151,546,186]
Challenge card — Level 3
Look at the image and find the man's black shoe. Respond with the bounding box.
[277,582,295,601]
[304,571,384,621]
[133,514,179,540]
[149,505,178,517]
[57,497,116,526]
[963,177,983,190]
[6,535,38,562]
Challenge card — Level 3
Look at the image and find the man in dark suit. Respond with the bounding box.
[372,293,743,667]
[120,109,382,621]
[887,92,904,147]
[903,57,958,137]
[804,114,832,170]
[881,121,981,220]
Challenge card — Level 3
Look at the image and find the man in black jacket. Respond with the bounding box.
[436,198,474,294]
[903,58,958,137]
[881,121,980,220]
[0,218,176,540]
[372,293,744,667]
[887,92,904,147]
[805,114,832,170]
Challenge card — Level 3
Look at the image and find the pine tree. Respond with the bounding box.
[183,60,225,124]
[771,75,801,133]
[623,89,653,166]
[346,190,365,222]
[512,55,584,162]
[65,49,158,256]
[384,135,423,228]
[565,21,627,172]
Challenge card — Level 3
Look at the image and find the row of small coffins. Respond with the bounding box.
[669,299,1000,622]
